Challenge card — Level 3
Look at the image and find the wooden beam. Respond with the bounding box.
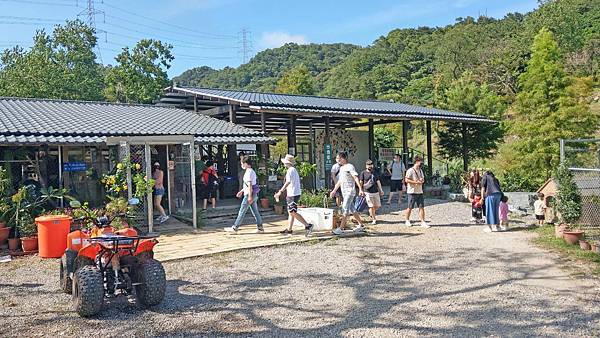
[228,104,236,123]
[402,121,409,167]
[462,123,468,171]
[368,119,374,160]
[426,121,433,177]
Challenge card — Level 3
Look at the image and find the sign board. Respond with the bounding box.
[168,160,175,170]
[324,143,333,171]
[63,162,87,172]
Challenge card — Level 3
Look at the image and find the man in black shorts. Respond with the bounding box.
[274,154,314,236]
[404,156,429,228]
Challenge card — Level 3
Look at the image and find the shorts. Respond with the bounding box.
[341,194,357,216]
[287,195,300,213]
[199,185,217,199]
[535,214,545,221]
[390,179,403,192]
[407,193,424,209]
[365,192,381,208]
[154,187,165,196]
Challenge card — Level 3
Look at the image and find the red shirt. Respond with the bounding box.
[202,167,216,184]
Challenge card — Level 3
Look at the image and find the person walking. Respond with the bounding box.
[481,170,503,232]
[152,162,169,223]
[330,159,342,207]
[533,193,546,227]
[274,154,314,236]
[359,160,384,225]
[404,156,429,228]
[225,156,263,234]
[387,154,406,208]
[329,152,366,235]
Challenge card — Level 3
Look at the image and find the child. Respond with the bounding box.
[469,192,483,224]
[533,192,546,226]
[499,195,509,231]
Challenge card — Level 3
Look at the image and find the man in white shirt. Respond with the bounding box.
[404,156,429,228]
[274,154,314,237]
[387,154,406,207]
[329,152,366,235]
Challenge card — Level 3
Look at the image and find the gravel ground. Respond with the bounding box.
[2,200,600,337]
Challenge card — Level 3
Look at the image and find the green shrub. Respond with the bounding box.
[555,163,582,224]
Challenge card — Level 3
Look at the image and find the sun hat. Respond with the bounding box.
[281,154,296,165]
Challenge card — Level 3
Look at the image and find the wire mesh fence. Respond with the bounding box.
[561,139,600,228]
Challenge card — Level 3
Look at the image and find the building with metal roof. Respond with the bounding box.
[0,97,273,145]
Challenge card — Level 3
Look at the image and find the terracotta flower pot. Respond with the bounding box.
[579,240,591,251]
[555,224,567,239]
[0,226,8,244]
[8,238,20,251]
[21,236,38,253]
[563,231,584,245]
[591,242,598,252]
[259,198,270,209]
[274,205,285,215]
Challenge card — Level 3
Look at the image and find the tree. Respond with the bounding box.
[0,20,103,101]
[374,127,398,160]
[437,71,505,168]
[104,39,174,104]
[502,28,598,188]
[555,163,582,224]
[275,64,315,95]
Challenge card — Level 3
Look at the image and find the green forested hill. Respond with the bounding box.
[172,43,360,92]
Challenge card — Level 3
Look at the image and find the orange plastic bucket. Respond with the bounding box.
[35,215,72,258]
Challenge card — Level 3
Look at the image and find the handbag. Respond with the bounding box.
[354,195,367,212]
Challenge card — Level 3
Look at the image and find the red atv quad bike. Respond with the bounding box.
[59,199,166,317]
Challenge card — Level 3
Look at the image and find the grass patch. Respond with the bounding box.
[530,225,600,275]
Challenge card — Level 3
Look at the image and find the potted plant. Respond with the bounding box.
[259,190,270,209]
[591,242,598,252]
[0,166,11,245]
[18,213,38,252]
[555,164,583,245]
[274,197,285,215]
[579,239,591,251]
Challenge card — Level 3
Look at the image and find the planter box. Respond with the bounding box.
[297,207,334,231]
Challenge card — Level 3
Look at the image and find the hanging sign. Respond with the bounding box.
[324,143,333,171]
[63,162,87,172]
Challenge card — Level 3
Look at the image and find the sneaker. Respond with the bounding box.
[280,229,292,235]
[332,227,344,236]
[482,226,492,233]
[305,223,314,237]
[420,222,430,228]
[371,220,377,225]
[353,225,366,233]
[256,227,265,234]
[499,226,507,232]
[405,220,412,227]
[470,217,477,222]
[159,215,169,224]
[224,226,238,233]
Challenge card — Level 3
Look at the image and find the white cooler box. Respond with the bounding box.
[297,207,335,231]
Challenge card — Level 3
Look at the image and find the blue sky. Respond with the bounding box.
[0,0,539,77]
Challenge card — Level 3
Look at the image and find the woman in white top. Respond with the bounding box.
[225,156,263,233]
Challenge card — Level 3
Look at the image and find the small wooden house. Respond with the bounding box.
[537,178,558,224]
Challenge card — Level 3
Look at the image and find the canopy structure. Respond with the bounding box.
[161,86,494,172]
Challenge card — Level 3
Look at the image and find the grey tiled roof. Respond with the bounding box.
[174,86,493,123]
[0,97,273,144]
[0,134,105,144]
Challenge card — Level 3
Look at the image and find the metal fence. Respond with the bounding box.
[561,139,600,227]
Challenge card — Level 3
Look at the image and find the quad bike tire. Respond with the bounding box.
[59,254,72,294]
[72,265,104,317]
[135,258,166,307]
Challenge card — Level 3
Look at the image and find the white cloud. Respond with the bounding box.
[259,31,309,50]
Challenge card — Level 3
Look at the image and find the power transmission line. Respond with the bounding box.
[77,0,104,62]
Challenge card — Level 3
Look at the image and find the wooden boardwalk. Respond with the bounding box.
[153,219,349,261]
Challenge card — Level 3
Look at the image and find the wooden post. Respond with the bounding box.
[189,142,197,229]
[462,123,468,171]
[325,116,331,190]
[402,121,409,167]
[193,95,197,112]
[227,104,238,179]
[58,145,63,207]
[228,104,236,123]
[287,115,297,155]
[165,144,172,215]
[426,121,433,178]
[145,143,154,233]
[260,112,269,158]
[368,119,374,161]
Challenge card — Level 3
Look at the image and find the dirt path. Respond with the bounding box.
[1,201,599,337]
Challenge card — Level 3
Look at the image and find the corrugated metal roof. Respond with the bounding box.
[173,86,493,123]
[0,97,274,145]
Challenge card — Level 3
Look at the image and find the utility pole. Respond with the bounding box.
[238,28,253,64]
[78,0,105,62]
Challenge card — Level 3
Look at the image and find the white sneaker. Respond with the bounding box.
[420,222,430,228]
[224,226,238,233]
[332,227,344,235]
[159,215,169,224]
[353,225,366,233]
[483,226,492,233]
[371,220,377,225]
[256,227,265,234]
[470,217,477,222]
[405,220,412,227]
